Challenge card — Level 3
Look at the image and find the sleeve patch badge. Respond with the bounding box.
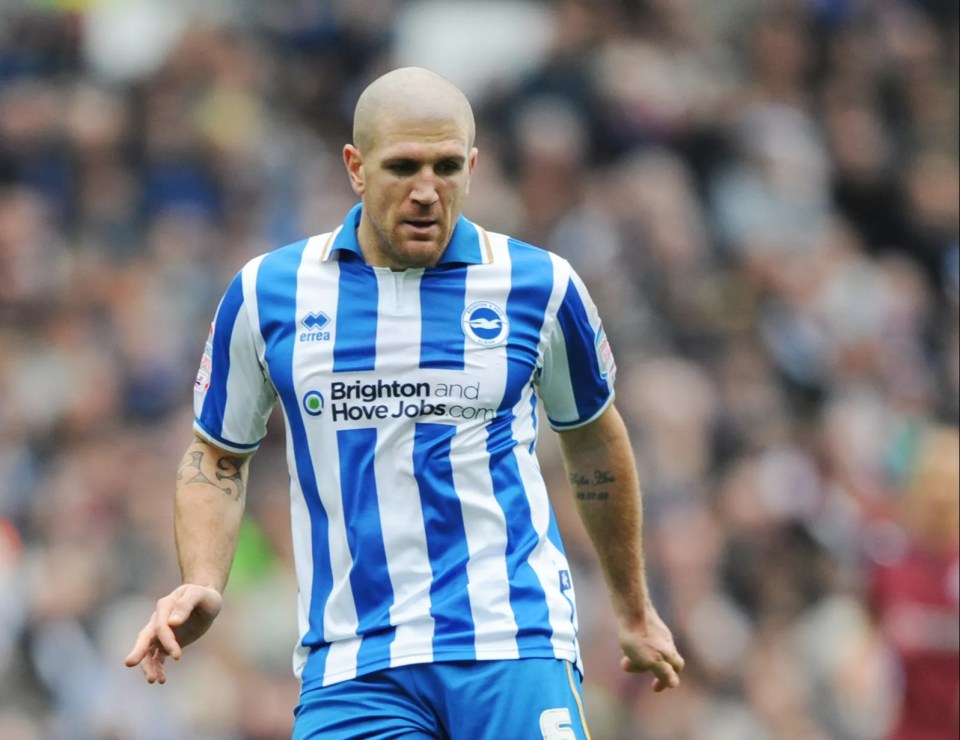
[595,326,616,382]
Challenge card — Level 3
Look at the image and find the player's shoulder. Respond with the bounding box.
[488,230,547,256]
[242,230,338,274]
[489,232,573,286]
[267,232,328,260]
[484,230,572,273]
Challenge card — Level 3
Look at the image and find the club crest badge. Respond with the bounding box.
[462,301,509,347]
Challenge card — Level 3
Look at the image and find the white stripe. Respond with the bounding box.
[538,257,580,427]
[511,387,579,661]
[284,241,332,676]
[241,253,269,377]
[453,233,519,656]
[290,470,313,678]
[293,242,365,684]
[536,256,585,668]
[323,632,361,685]
[370,267,437,663]
[378,431,437,664]
[219,255,273,445]
[236,253,314,678]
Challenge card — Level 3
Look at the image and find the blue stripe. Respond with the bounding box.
[528,392,539,455]
[198,272,244,437]
[419,267,467,369]
[328,203,364,259]
[333,256,378,372]
[555,279,607,422]
[337,428,396,670]
[503,240,555,393]
[413,423,475,653]
[354,628,397,677]
[486,422,554,654]
[484,240,555,654]
[437,216,483,265]
[254,240,334,685]
[546,508,566,556]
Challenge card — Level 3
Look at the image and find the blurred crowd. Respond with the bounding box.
[0,1,957,739]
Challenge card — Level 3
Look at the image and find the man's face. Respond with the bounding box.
[344,117,478,269]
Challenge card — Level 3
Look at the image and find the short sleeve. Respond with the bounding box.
[538,267,617,430]
[193,270,275,452]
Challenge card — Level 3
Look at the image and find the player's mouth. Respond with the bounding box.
[402,219,439,239]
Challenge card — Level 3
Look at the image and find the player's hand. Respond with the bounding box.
[124,583,223,684]
[618,604,685,692]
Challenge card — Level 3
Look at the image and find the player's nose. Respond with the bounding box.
[410,168,440,205]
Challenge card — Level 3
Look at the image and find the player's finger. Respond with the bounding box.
[669,653,685,674]
[140,647,158,683]
[167,587,210,630]
[168,590,200,626]
[124,643,146,667]
[153,648,168,684]
[125,623,159,667]
[651,660,680,692]
[150,606,183,660]
[142,646,168,684]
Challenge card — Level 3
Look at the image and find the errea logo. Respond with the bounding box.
[462,301,509,347]
[300,311,331,342]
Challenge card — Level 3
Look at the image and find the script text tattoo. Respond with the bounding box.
[569,469,615,502]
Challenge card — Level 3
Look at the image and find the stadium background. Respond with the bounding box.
[0,1,957,738]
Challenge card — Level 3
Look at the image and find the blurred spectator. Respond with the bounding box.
[868,425,960,740]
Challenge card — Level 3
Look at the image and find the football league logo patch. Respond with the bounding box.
[595,326,615,381]
[462,301,509,347]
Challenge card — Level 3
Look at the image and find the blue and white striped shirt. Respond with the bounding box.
[194,204,617,690]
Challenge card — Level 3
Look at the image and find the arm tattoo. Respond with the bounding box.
[569,469,615,503]
[177,446,248,502]
[215,455,247,494]
[575,491,610,501]
[568,470,616,486]
[177,451,215,486]
[591,469,615,485]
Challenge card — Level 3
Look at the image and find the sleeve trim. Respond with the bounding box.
[547,392,615,431]
[193,421,262,454]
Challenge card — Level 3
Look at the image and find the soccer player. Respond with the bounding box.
[125,67,684,739]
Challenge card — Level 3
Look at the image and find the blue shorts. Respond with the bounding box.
[292,658,591,739]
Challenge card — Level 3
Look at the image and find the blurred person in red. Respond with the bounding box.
[869,424,960,740]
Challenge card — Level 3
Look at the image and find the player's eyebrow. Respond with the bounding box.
[382,153,466,165]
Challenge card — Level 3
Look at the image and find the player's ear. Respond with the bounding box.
[343,144,365,196]
[465,147,479,194]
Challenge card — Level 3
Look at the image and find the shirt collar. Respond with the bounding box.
[324,203,488,266]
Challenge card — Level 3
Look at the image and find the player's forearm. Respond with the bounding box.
[558,406,651,627]
[173,437,251,594]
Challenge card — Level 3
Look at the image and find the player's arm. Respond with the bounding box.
[557,404,684,692]
[173,434,250,592]
[124,435,252,684]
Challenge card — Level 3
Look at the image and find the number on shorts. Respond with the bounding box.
[540,707,577,740]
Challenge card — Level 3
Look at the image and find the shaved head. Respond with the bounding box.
[343,67,479,270]
[353,67,476,154]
